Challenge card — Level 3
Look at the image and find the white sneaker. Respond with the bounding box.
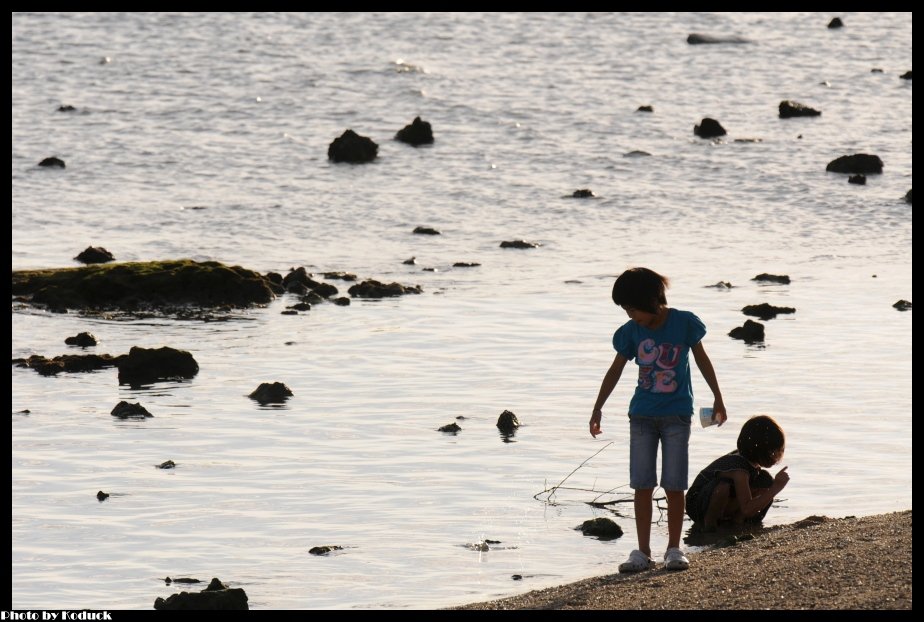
[663,547,689,570]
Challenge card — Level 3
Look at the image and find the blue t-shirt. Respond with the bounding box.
[612,308,706,418]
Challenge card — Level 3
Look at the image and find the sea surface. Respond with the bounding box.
[11,12,912,610]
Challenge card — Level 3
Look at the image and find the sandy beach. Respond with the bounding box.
[456,510,911,610]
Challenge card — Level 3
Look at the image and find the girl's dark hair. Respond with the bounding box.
[611,267,669,313]
[737,415,785,467]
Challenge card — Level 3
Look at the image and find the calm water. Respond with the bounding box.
[11,12,912,610]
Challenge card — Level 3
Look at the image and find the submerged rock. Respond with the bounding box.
[74,246,115,264]
[12,353,121,376]
[742,303,796,321]
[848,174,866,185]
[413,226,441,235]
[500,240,540,249]
[572,189,594,198]
[496,410,520,435]
[636,105,653,112]
[826,154,883,174]
[827,17,844,29]
[328,129,378,163]
[117,346,199,386]
[154,577,248,610]
[97,491,109,501]
[111,401,153,418]
[65,332,97,347]
[249,382,293,404]
[729,320,765,343]
[576,517,623,540]
[38,156,65,168]
[157,460,176,469]
[893,300,912,311]
[309,546,343,556]
[57,104,77,112]
[687,33,750,44]
[453,262,481,268]
[905,189,912,204]
[395,116,434,146]
[438,422,462,434]
[164,577,201,584]
[779,100,821,118]
[900,71,912,80]
[12,260,276,312]
[706,281,733,289]
[348,279,422,298]
[752,273,790,285]
[322,272,357,282]
[694,118,726,138]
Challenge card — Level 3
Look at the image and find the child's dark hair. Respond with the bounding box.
[611,267,669,313]
[737,415,785,467]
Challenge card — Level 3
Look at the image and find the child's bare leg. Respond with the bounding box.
[703,481,732,531]
[634,488,654,557]
[665,490,685,550]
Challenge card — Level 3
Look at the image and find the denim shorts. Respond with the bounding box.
[629,415,691,491]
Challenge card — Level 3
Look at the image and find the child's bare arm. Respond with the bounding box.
[589,354,628,437]
[691,342,727,426]
[729,468,790,517]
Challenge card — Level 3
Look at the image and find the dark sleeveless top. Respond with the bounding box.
[687,450,761,502]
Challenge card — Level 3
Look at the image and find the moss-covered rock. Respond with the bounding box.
[11,260,275,311]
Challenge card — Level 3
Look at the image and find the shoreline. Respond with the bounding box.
[454,510,911,610]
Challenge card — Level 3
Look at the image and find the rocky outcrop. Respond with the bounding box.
[729,320,765,343]
[576,517,623,540]
[905,189,912,204]
[687,34,750,44]
[752,273,790,284]
[893,300,912,311]
[500,240,540,249]
[38,156,65,168]
[694,118,726,138]
[496,410,520,435]
[328,129,378,163]
[309,546,344,556]
[12,260,276,311]
[65,332,98,347]
[154,578,248,610]
[453,262,481,268]
[438,422,462,433]
[13,353,121,376]
[395,116,434,146]
[249,382,293,404]
[900,71,912,80]
[111,401,153,418]
[413,226,441,235]
[572,189,594,198]
[826,154,883,174]
[779,100,821,118]
[117,346,199,386]
[742,303,796,321]
[828,17,844,28]
[348,279,422,298]
[74,246,115,264]
[848,174,866,185]
[636,105,653,112]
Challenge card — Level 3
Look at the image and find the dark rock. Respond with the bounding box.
[870,68,884,73]
[687,33,750,44]
[779,100,821,118]
[12,260,276,311]
[500,240,540,249]
[309,546,343,555]
[154,578,248,610]
[111,401,153,419]
[74,246,115,264]
[729,320,765,343]
[65,332,98,347]
[905,189,912,204]
[624,150,651,157]
[422,267,437,272]
[395,116,434,146]
[827,17,844,28]
[322,272,357,281]
[453,262,481,268]
[348,279,422,298]
[38,156,65,168]
[848,174,866,185]
[694,118,726,138]
[572,189,594,198]
[706,281,733,289]
[332,297,351,306]
[438,422,462,433]
[496,410,520,435]
[280,310,298,315]
[900,71,912,80]
[249,382,293,404]
[164,577,200,584]
[742,303,796,321]
[576,517,623,540]
[117,346,199,386]
[413,226,441,235]
[282,267,321,290]
[13,353,121,376]
[752,273,790,285]
[893,300,912,311]
[734,138,762,143]
[402,257,417,265]
[328,129,378,164]
[157,460,176,469]
[265,272,283,285]
[285,282,309,295]
[636,105,653,112]
[826,154,883,174]
[57,105,77,112]
[512,574,523,580]
[302,291,324,305]
[311,282,339,298]
[97,491,109,501]
[289,302,311,311]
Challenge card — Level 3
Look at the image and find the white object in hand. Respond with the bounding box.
[699,407,717,428]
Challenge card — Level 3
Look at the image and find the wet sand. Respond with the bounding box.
[455,510,911,610]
